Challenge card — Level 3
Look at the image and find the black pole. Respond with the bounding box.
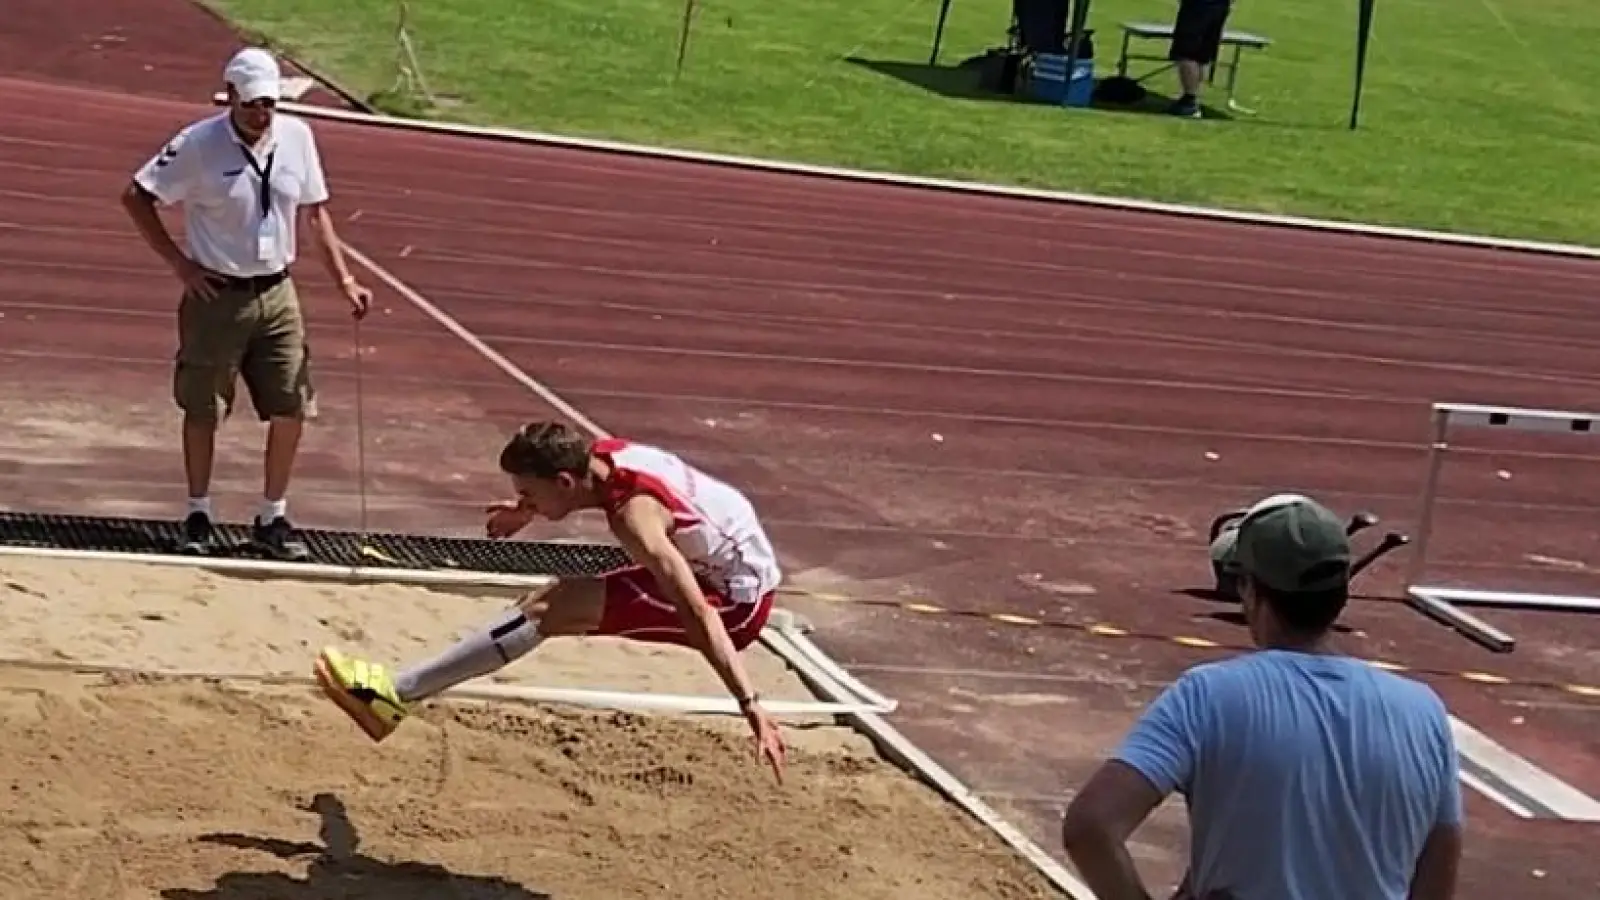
[929,0,955,65]
[674,0,697,81]
[1348,0,1375,130]
[1061,0,1091,106]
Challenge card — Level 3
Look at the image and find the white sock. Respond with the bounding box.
[394,607,545,703]
[259,498,287,524]
[187,496,212,518]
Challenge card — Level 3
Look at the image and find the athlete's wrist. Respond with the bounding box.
[737,691,761,710]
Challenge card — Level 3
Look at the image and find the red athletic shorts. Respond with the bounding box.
[592,565,775,651]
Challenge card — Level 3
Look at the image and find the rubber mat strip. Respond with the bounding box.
[0,511,629,577]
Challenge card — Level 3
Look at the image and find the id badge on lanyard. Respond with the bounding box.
[240,144,278,262]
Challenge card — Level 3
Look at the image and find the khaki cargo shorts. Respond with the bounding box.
[173,274,315,424]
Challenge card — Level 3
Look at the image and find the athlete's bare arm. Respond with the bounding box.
[607,494,760,704]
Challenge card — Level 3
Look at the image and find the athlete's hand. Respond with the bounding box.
[743,701,786,784]
[484,500,536,539]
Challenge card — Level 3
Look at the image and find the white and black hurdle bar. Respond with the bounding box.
[1405,402,1600,654]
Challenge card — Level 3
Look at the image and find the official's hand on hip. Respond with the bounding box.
[342,276,373,319]
[174,256,219,301]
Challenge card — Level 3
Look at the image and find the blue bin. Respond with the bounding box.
[1029,53,1094,108]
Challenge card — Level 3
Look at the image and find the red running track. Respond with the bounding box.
[0,0,356,108]
[4,76,1600,898]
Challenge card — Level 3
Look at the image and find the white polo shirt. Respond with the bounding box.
[133,112,329,277]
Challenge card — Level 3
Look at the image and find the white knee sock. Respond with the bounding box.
[393,607,544,703]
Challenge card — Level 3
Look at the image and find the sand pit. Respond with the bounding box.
[0,556,1064,898]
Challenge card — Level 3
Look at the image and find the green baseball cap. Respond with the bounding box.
[1234,493,1351,593]
[1209,518,1243,571]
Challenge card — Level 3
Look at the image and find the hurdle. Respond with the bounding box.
[1404,401,1600,653]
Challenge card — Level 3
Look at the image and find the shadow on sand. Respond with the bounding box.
[162,792,552,900]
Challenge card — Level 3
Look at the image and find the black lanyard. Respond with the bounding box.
[237,142,276,219]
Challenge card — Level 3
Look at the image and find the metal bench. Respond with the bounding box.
[1114,20,1271,113]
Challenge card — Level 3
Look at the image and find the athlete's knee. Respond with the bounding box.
[529,578,606,635]
[512,582,555,616]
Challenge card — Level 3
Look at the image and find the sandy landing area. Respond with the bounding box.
[0,555,1063,899]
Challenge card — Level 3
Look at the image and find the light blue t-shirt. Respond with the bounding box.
[1114,650,1462,900]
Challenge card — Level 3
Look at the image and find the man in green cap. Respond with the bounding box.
[1062,493,1464,900]
[1209,492,1340,602]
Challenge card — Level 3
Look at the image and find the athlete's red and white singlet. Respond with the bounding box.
[589,438,781,649]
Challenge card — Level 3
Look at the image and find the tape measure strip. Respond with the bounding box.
[782,588,1600,700]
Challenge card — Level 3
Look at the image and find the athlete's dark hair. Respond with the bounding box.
[1250,576,1349,635]
[498,421,592,479]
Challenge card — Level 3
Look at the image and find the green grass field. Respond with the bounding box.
[207,0,1600,244]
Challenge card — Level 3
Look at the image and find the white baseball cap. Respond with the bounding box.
[223,47,282,103]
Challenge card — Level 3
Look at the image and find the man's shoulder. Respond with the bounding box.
[139,114,227,182]
[187,112,233,137]
[164,113,230,150]
[1361,662,1451,711]
[273,114,320,147]
[1177,650,1363,686]
[1198,652,1450,711]
[1177,652,1270,684]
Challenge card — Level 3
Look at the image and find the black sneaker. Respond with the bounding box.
[1168,96,1202,119]
[180,511,214,555]
[252,515,310,562]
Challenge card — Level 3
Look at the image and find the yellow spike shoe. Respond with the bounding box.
[313,647,410,742]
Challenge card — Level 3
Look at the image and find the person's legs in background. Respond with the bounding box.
[173,281,249,554]
[1167,0,1231,118]
[243,276,315,561]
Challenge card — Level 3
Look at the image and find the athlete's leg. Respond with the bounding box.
[314,568,771,742]
[314,578,606,742]
[390,578,606,703]
[391,567,770,695]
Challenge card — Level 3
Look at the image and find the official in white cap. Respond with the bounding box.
[120,47,372,561]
